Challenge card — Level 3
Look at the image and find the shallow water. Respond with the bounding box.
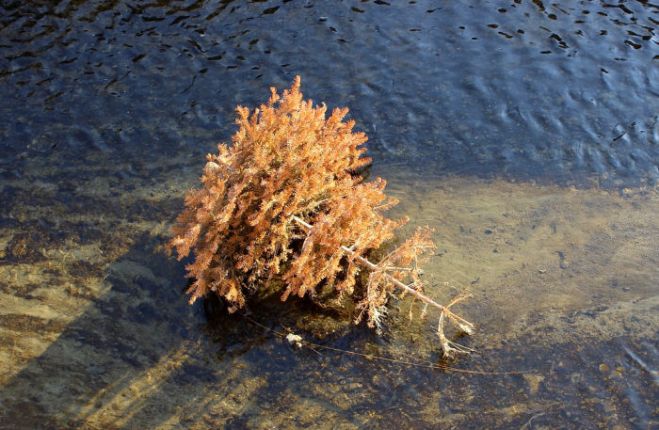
[1,1,658,429]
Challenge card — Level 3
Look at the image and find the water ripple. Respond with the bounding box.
[0,1,657,187]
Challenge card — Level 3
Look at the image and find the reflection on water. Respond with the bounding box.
[0,1,658,429]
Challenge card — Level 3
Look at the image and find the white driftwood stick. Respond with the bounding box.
[291,215,474,334]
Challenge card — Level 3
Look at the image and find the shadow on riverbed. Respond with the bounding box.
[0,234,204,428]
[0,229,379,428]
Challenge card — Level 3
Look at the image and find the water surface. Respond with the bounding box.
[1,1,658,428]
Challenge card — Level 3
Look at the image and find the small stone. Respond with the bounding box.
[286,333,303,348]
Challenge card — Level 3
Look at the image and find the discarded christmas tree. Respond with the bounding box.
[168,76,474,356]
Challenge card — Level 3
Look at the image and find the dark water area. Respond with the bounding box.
[1,1,658,429]
[1,0,658,186]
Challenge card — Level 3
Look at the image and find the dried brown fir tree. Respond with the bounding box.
[168,76,474,356]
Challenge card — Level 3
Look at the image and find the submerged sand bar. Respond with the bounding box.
[0,172,657,428]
